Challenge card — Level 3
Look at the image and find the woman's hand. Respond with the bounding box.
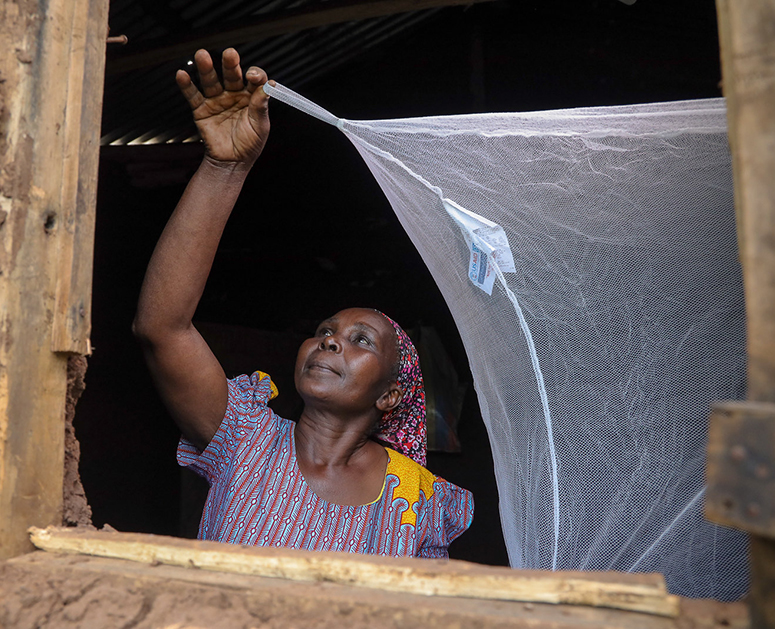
[177,48,271,165]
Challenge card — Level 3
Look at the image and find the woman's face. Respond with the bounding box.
[294,308,401,417]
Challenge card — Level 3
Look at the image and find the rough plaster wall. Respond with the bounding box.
[63,355,93,528]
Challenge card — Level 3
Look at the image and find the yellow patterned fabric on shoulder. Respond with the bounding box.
[256,371,279,401]
[385,448,437,527]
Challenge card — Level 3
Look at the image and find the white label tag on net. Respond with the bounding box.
[443,198,516,295]
[468,238,497,295]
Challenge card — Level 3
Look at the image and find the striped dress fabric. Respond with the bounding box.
[178,371,474,558]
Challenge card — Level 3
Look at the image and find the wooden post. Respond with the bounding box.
[712,1,775,627]
[0,0,108,559]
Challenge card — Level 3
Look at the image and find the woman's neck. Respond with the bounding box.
[294,408,378,468]
[293,408,389,506]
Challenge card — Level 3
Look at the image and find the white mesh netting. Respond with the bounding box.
[264,83,749,600]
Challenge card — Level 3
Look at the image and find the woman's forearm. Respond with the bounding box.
[133,156,254,341]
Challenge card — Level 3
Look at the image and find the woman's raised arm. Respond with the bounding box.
[133,48,271,450]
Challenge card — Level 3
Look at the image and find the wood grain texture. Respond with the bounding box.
[51,0,108,354]
[715,0,775,404]
[0,0,108,559]
[714,1,775,625]
[29,526,680,617]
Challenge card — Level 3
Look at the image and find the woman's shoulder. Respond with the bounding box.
[385,448,472,506]
[384,448,474,539]
[229,371,279,405]
[385,448,437,497]
[226,371,293,436]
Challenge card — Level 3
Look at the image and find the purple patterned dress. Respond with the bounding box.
[178,371,474,557]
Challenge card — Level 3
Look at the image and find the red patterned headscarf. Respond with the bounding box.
[373,311,427,467]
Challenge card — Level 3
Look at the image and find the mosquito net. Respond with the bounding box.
[263,83,748,600]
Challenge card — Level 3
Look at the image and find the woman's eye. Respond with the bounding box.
[357,335,372,346]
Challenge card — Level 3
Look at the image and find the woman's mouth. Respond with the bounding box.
[307,360,340,375]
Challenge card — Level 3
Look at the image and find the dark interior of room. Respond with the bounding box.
[73,0,722,567]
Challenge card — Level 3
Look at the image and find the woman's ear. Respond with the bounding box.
[376,383,403,413]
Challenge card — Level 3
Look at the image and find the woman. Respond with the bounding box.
[133,48,473,558]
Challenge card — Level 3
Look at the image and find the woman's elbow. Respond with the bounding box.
[132,313,161,346]
[132,313,193,349]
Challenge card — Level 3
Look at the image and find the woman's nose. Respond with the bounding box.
[320,335,339,351]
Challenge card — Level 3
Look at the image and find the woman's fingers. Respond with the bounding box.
[194,49,223,98]
[245,66,268,94]
[247,79,273,134]
[176,70,205,110]
[179,49,269,134]
[221,48,243,91]
[246,68,271,128]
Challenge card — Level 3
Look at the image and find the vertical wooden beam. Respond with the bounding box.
[714,0,775,626]
[0,0,108,559]
[716,0,775,404]
[51,0,109,354]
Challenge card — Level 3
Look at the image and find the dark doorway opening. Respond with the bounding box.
[74,0,721,568]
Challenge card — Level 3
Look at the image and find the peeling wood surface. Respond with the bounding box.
[30,526,680,617]
[0,0,108,559]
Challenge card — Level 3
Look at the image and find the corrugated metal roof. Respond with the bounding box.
[102,1,447,145]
